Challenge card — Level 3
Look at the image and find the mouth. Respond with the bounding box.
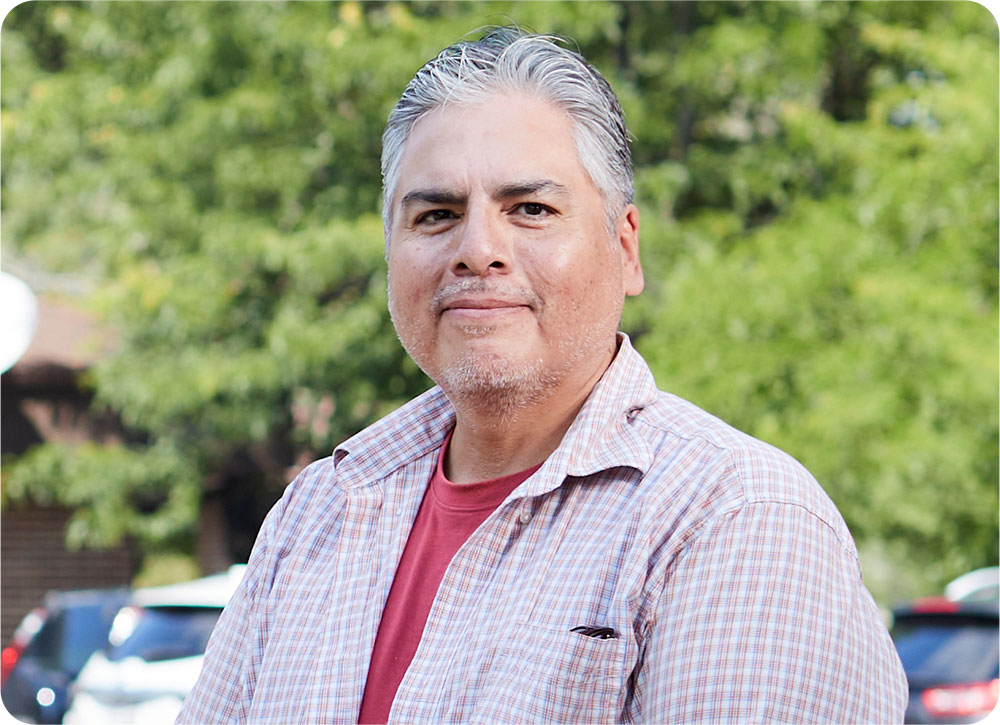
[440,298,532,323]
[433,282,541,319]
[442,297,531,312]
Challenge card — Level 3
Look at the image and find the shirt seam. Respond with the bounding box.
[629,417,850,552]
[653,498,860,607]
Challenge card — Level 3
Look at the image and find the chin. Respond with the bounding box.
[434,352,559,409]
[438,352,543,390]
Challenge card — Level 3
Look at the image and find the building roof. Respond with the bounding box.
[16,295,116,370]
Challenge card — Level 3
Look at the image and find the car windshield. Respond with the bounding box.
[20,602,119,673]
[893,614,1000,686]
[107,606,222,663]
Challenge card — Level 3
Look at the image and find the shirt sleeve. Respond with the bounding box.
[175,496,282,724]
[634,501,908,724]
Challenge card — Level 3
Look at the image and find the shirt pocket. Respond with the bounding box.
[471,621,628,724]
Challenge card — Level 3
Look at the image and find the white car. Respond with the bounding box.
[944,566,999,603]
[63,565,245,725]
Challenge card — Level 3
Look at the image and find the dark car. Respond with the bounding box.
[63,566,244,724]
[1,588,128,724]
[892,596,999,723]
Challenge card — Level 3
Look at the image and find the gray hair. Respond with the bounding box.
[381,27,633,235]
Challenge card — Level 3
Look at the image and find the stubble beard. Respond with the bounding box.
[390,306,560,425]
[433,341,559,425]
[388,272,620,425]
[389,285,618,426]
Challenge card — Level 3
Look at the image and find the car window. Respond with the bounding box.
[61,603,118,672]
[893,615,1000,686]
[107,606,222,663]
[20,611,64,669]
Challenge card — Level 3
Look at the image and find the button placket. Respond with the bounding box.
[394,494,524,722]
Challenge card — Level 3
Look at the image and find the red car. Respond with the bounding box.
[1,588,128,724]
[892,596,999,723]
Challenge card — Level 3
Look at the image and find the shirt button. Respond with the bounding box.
[519,510,532,525]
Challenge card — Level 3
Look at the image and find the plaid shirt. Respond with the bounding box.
[179,335,906,724]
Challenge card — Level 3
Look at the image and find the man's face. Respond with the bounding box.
[386,93,643,406]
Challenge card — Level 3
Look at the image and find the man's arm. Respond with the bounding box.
[176,498,281,724]
[635,500,907,723]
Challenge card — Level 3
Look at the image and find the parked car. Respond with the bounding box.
[1,588,128,724]
[63,565,244,725]
[946,567,1000,604]
[892,596,999,723]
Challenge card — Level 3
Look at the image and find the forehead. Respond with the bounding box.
[392,93,595,202]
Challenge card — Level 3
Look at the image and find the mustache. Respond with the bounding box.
[431,279,542,315]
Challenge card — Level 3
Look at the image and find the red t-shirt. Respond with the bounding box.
[357,432,540,724]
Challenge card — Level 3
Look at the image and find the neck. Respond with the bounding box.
[443,344,616,483]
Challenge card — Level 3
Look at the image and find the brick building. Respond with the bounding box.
[2,286,265,643]
[1,295,135,643]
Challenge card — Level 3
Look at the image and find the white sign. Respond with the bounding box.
[0,271,39,373]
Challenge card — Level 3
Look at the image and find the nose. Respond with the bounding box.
[449,206,511,277]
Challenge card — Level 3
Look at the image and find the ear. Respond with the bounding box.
[616,204,644,296]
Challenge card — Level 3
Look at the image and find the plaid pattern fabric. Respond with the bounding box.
[179,335,907,724]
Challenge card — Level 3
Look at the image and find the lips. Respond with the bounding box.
[432,281,542,317]
[442,296,530,312]
[439,298,532,324]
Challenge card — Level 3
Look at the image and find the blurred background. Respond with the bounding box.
[0,1,997,722]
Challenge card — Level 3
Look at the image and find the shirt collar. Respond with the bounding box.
[333,386,454,490]
[515,333,657,498]
[333,333,657,492]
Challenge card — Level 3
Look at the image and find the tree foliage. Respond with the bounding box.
[2,1,996,602]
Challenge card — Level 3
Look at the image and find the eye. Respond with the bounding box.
[515,202,555,217]
[416,209,457,225]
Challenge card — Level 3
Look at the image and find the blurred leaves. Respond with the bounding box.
[2,1,996,601]
[4,439,199,549]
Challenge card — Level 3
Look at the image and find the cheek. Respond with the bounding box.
[393,278,424,308]
[392,234,444,279]
[537,241,621,309]
[388,257,440,348]
[388,248,430,306]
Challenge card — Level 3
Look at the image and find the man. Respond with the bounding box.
[180,28,907,724]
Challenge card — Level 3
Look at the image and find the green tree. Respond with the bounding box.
[3,1,996,601]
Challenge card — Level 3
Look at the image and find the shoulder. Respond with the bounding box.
[252,455,346,562]
[628,389,856,558]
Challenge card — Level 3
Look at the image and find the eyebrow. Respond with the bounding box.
[493,179,570,199]
[398,179,570,212]
[399,188,467,210]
